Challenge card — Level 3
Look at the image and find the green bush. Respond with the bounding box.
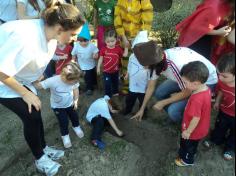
[152,0,201,49]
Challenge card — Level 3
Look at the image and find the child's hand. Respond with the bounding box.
[217,26,232,37]
[111,109,119,114]
[97,67,101,75]
[116,130,124,137]
[213,102,220,111]
[182,130,191,140]
[59,54,68,60]
[93,53,99,59]
[73,99,79,110]
[124,73,128,80]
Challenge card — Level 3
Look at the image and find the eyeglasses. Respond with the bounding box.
[78,38,89,42]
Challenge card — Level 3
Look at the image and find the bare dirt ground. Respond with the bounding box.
[0,85,235,176]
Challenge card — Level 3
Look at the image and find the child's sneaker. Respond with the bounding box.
[73,126,84,138]
[43,146,64,160]
[223,151,234,161]
[61,135,72,148]
[35,154,61,176]
[175,158,194,167]
[91,140,106,150]
[203,140,213,149]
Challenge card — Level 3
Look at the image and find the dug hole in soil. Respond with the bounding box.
[0,87,235,176]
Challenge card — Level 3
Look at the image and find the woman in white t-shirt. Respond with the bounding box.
[0,0,18,24]
[34,62,84,149]
[0,3,84,176]
[17,0,46,19]
[132,41,218,122]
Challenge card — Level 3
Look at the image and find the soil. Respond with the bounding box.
[0,87,235,176]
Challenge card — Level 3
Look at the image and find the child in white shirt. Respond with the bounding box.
[72,23,99,95]
[34,62,84,148]
[86,95,124,150]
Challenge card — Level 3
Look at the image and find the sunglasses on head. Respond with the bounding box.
[78,38,89,42]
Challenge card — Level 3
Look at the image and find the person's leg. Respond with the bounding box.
[0,98,45,160]
[65,106,80,128]
[137,93,145,108]
[124,91,137,114]
[210,111,230,145]
[92,67,97,88]
[167,99,188,122]
[91,116,105,141]
[111,72,120,96]
[224,116,235,153]
[84,69,94,91]
[179,138,199,164]
[103,72,112,97]
[53,108,69,136]
[155,80,181,101]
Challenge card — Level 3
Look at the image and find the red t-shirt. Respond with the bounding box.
[216,80,235,117]
[182,89,212,140]
[55,45,73,75]
[100,46,124,73]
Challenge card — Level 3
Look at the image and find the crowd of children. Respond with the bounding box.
[0,0,235,175]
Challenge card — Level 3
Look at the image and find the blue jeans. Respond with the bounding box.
[103,72,119,97]
[155,80,216,122]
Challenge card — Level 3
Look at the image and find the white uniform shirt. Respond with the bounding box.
[151,47,218,90]
[40,75,80,109]
[86,97,112,123]
[128,54,149,93]
[0,0,17,22]
[0,20,57,98]
[71,42,99,71]
[17,0,45,17]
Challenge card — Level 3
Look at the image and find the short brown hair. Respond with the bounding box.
[42,3,85,31]
[180,61,209,83]
[61,62,82,82]
[217,53,235,75]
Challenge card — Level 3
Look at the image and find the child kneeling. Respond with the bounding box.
[34,62,84,148]
[86,96,124,150]
[175,61,212,166]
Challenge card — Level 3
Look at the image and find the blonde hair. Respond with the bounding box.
[61,62,82,82]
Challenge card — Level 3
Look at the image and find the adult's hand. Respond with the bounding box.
[131,109,144,122]
[22,91,41,114]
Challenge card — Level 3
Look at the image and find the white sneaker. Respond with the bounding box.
[35,154,61,176]
[43,146,64,160]
[73,126,84,138]
[61,135,72,148]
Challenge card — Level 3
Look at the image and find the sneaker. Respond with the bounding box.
[86,90,93,95]
[73,126,84,138]
[175,158,194,167]
[203,140,213,149]
[91,140,106,150]
[223,151,234,161]
[35,154,61,176]
[61,135,72,148]
[43,146,64,160]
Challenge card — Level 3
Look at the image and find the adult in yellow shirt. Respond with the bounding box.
[114,0,153,94]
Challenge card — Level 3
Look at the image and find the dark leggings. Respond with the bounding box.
[53,106,80,136]
[0,98,46,160]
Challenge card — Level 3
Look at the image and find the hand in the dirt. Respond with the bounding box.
[182,130,191,140]
[116,130,124,137]
[22,91,41,114]
[131,110,144,122]
[153,101,166,111]
[213,102,220,111]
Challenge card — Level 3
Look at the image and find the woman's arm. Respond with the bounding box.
[131,79,157,121]
[17,2,40,19]
[0,71,41,113]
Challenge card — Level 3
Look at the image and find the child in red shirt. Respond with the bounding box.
[97,29,128,98]
[175,61,212,167]
[204,53,235,160]
[54,43,73,75]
